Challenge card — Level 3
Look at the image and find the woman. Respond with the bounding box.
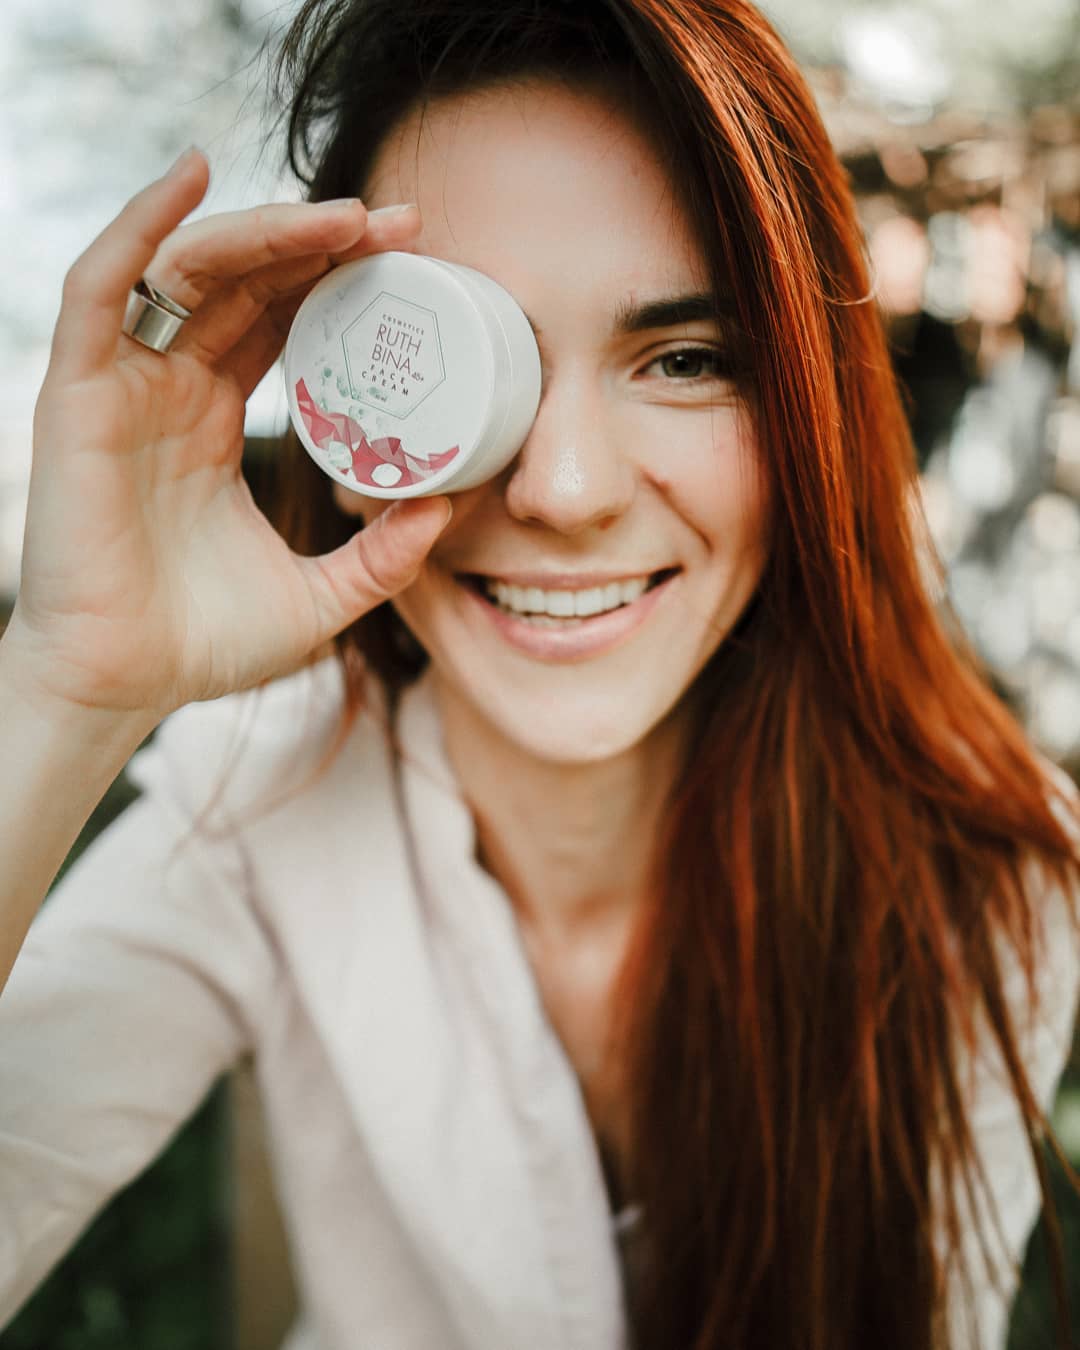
[1,1,1078,1347]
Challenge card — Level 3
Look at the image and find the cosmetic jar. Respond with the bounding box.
[285,251,542,498]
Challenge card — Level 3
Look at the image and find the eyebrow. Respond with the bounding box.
[614,292,732,334]
[524,291,735,341]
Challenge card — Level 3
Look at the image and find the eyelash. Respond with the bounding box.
[643,345,734,382]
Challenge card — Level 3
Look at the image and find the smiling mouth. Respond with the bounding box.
[460,567,680,624]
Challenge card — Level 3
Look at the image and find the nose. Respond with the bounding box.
[501,372,635,533]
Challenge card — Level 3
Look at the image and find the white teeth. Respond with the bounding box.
[574,587,607,617]
[482,574,657,618]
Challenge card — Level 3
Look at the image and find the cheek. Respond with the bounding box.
[724,448,770,556]
[332,482,379,522]
[737,427,774,563]
[716,410,770,555]
[653,407,770,560]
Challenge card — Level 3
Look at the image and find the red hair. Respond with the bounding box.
[270,2,1080,1345]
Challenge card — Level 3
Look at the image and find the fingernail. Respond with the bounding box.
[368,203,418,220]
[321,197,364,209]
[437,497,453,529]
[166,145,203,177]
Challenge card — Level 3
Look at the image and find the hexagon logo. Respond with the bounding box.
[341,291,445,419]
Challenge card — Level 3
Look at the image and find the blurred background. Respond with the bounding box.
[1,0,1079,1345]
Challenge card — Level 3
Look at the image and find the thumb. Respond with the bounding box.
[300,495,452,642]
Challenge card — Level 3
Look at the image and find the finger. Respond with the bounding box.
[219,289,313,401]
[148,200,420,312]
[327,203,421,262]
[175,253,331,365]
[166,203,423,365]
[50,148,210,381]
[298,497,453,645]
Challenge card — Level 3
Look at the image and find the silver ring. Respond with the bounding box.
[121,278,191,353]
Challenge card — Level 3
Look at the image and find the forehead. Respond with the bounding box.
[363,80,709,305]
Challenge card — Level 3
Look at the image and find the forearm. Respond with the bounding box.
[0,637,158,994]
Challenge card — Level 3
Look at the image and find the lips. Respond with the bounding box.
[455,566,681,661]
[475,569,677,620]
[459,567,678,622]
[464,561,675,610]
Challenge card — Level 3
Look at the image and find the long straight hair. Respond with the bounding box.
[269,2,1080,1345]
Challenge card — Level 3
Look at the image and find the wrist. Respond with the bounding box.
[0,625,161,765]
[0,620,163,994]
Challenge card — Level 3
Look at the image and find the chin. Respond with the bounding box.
[507,721,649,766]
[445,671,686,767]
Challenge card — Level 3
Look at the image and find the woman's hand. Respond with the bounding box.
[5,149,449,722]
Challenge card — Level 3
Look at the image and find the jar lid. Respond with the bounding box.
[284,251,538,498]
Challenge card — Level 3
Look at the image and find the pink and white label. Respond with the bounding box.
[295,379,460,489]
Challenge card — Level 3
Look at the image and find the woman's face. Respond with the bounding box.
[336,80,770,764]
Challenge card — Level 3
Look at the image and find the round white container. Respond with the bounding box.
[284,252,542,497]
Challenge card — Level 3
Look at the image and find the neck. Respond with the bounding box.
[435,677,683,946]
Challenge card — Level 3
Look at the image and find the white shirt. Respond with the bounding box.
[0,657,1076,1349]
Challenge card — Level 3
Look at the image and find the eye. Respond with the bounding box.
[646,345,732,381]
